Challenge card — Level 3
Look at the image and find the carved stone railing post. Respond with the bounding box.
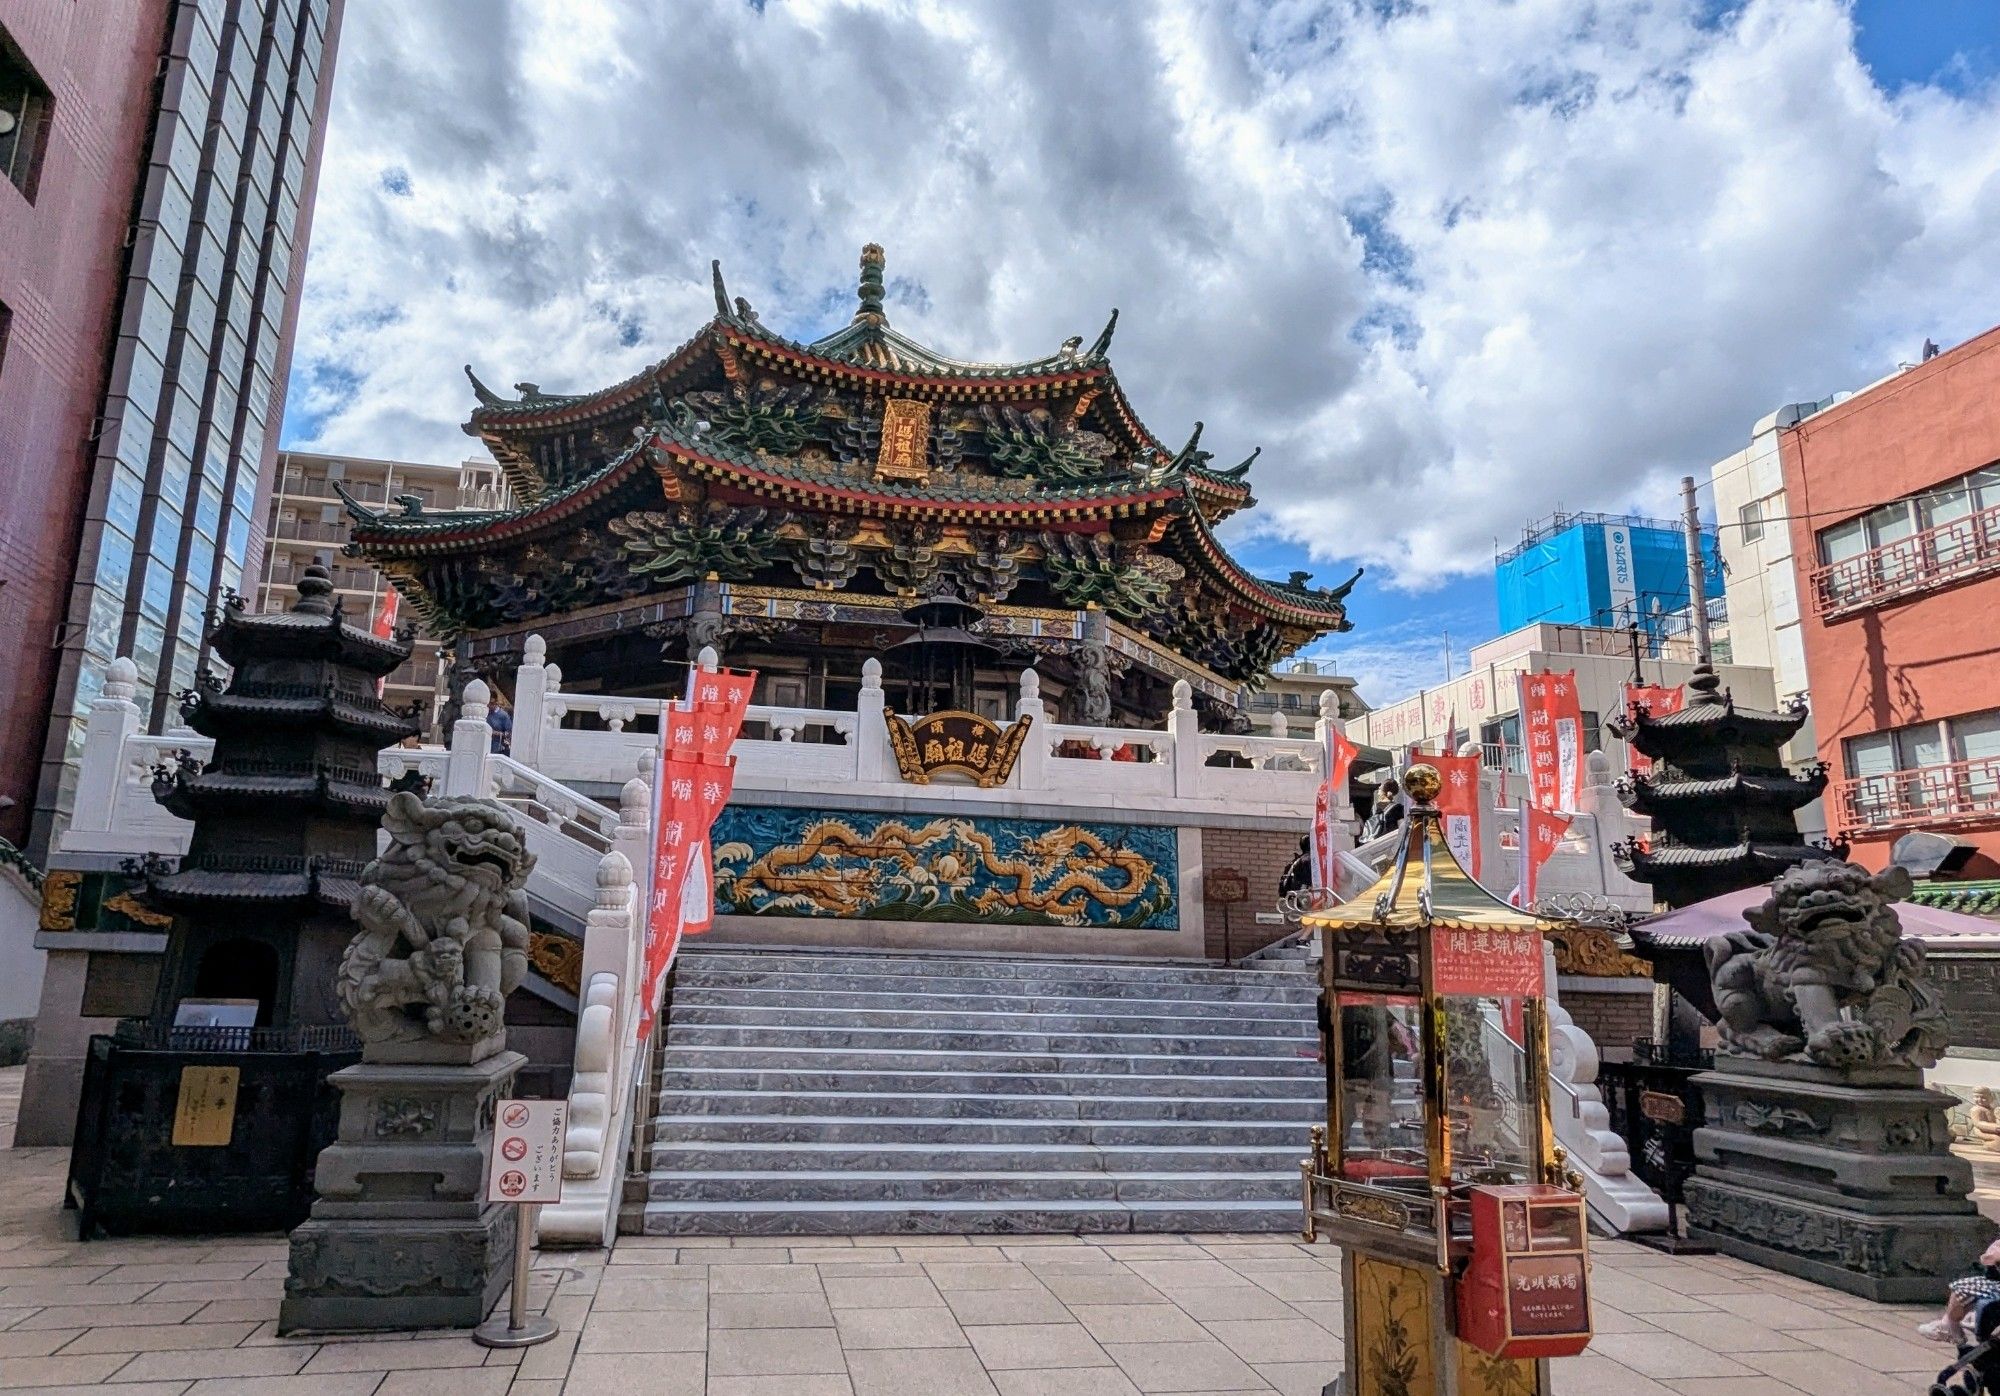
[70,657,144,836]
[1168,680,1203,799]
[446,678,492,797]
[511,634,548,769]
[1312,691,1355,821]
[1013,668,1048,790]
[853,657,891,783]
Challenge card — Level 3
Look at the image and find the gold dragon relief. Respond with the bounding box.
[710,809,1180,930]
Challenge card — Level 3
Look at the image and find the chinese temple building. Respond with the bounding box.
[340,245,1357,728]
[1612,662,1836,908]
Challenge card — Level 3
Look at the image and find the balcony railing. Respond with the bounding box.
[1811,502,2000,617]
[270,520,351,544]
[1835,755,2000,833]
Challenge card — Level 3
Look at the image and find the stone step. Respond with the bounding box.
[671,1003,1314,1036]
[652,1096,1328,1128]
[671,985,1310,1020]
[654,1068,1322,1099]
[643,1170,1302,1204]
[649,1139,1307,1172]
[674,968,1317,1005]
[662,1023,1314,1058]
[652,1112,1317,1144]
[678,950,1315,991]
[626,1198,1306,1236]
[658,1045,1320,1077]
[635,947,1326,1237]
[655,1089,1323,1123]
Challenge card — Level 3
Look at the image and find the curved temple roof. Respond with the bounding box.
[349,245,1355,652]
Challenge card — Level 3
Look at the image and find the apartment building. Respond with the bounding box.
[260,451,508,733]
[1780,325,2000,873]
[1245,659,1369,726]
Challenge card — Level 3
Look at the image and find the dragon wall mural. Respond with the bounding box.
[711,807,1178,930]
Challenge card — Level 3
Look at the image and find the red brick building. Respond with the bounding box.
[1781,325,2000,872]
[0,2,171,848]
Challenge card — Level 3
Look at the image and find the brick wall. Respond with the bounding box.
[1562,984,1654,1062]
[1198,825,1307,960]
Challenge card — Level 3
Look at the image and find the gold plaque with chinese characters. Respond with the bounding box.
[172,1066,241,1147]
[875,398,933,481]
[884,710,1032,788]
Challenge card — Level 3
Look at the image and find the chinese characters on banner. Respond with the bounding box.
[1311,726,1359,890]
[637,666,755,1041]
[1431,926,1546,998]
[1517,669,1583,813]
[370,588,399,697]
[1514,806,1573,909]
[1623,683,1684,777]
[1428,750,1482,880]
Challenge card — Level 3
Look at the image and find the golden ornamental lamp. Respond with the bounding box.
[1299,763,1592,1396]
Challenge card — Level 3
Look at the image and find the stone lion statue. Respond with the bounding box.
[1705,861,1947,1070]
[337,792,536,1053]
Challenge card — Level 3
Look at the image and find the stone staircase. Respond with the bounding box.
[627,948,1324,1236]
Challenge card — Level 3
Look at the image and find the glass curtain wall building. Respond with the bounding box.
[32,0,344,850]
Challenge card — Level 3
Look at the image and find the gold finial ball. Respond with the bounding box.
[1402,762,1442,804]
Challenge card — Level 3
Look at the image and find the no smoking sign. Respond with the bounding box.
[484,1099,567,1205]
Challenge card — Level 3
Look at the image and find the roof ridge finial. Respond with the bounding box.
[712,259,731,318]
[855,243,887,326]
[1088,308,1119,359]
[1687,660,1724,706]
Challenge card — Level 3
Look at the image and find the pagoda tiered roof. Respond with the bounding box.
[344,245,1356,684]
[1620,766,1829,818]
[1616,663,1809,760]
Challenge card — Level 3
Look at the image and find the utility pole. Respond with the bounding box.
[1681,474,1711,663]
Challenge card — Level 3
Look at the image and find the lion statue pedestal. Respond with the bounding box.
[1682,863,1995,1302]
[282,795,537,1333]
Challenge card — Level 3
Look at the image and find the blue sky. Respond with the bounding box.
[281,0,2000,708]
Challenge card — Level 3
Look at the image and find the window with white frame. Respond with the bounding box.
[1738,498,1763,544]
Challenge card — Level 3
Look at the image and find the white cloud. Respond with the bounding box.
[291,0,2000,601]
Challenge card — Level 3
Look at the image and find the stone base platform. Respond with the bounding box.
[281,1050,524,1332]
[1686,1057,1993,1303]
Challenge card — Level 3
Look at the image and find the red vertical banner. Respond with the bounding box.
[636,668,757,1041]
[371,588,400,698]
[1519,669,1583,812]
[1312,726,1359,890]
[1429,750,1482,880]
[1623,683,1684,777]
[1518,806,1574,909]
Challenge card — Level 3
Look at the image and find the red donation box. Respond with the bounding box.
[1455,1184,1592,1359]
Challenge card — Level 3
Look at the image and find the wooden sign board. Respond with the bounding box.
[884,709,1031,788]
[486,1099,567,1205]
[1206,869,1250,904]
[172,1066,240,1147]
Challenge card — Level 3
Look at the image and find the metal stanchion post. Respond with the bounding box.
[473,1204,558,1347]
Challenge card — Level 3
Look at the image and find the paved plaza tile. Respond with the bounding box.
[0,1069,1970,1394]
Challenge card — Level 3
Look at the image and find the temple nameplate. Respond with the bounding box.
[876,399,933,481]
[884,709,1031,788]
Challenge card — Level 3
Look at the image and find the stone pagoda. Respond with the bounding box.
[340,244,1357,729]
[1612,662,1838,909]
[145,564,418,1028]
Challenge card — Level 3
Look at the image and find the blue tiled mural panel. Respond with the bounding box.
[711,807,1179,930]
